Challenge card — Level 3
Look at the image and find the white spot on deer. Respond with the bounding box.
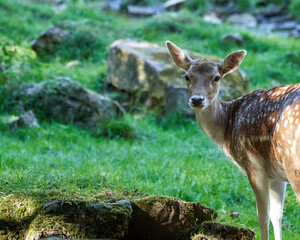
[284,120,288,128]
[287,139,292,145]
[289,117,294,124]
[282,133,285,139]
[295,105,299,110]
[286,149,290,155]
[296,119,299,124]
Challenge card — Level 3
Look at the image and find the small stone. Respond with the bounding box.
[273,21,298,31]
[227,13,257,28]
[65,60,80,68]
[10,110,39,130]
[107,0,122,11]
[204,13,222,25]
[127,4,165,17]
[230,209,240,218]
[163,0,185,11]
[221,33,244,45]
[31,27,72,56]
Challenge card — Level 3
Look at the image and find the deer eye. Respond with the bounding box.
[184,75,190,81]
[214,76,221,82]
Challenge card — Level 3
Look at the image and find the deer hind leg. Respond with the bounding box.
[248,169,270,240]
[269,180,286,240]
[283,158,300,201]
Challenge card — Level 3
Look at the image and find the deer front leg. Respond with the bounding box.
[248,168,270,240]
[269,180,286,240]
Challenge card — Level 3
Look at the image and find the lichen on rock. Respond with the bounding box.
[107,39,249,116]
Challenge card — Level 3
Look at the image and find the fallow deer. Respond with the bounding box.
[166,41,300,240]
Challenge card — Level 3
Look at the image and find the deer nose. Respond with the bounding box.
[189,96,206,107]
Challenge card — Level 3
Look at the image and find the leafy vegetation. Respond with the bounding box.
[0,0,300,239]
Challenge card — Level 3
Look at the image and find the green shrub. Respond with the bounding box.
[100,118,137,139]
[0,39,34,113]
[290,0,300,21]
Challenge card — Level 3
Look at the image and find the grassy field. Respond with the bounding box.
[0,0,300,239]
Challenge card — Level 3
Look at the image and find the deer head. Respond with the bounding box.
[165,41,246,110]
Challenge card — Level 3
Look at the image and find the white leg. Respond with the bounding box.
[269,180,286,240]
[248,170,270,240]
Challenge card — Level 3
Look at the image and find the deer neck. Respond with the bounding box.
[194,99,231,147]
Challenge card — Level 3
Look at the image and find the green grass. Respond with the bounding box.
[0,0,300,239]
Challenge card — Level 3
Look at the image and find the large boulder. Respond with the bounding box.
[107,39,249,116]
[17,77,124,130]
[125,195,217,240]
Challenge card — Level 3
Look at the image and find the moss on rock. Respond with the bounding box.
[25,199,132,240]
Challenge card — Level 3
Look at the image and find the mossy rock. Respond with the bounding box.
[191,234,217,240]
[125,195,217,240]
[0,195,41,239]
[200,221,255,240]
[17,77,124,131]
[107,39,249,116]
[25,199,132,240]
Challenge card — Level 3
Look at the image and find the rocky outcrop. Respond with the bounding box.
[125,195,217,240]
[107,39,249,116]
[0,194,255,240]
[25,200,132,240]
[17,77,124,130]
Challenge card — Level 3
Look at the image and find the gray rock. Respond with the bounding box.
[127,4,165,17]
[31,27,72,56]
[221,33,244,45]
[125,195,217,240]
[10,110,39,130]
[203,13,222,25]
[201,221,255,240]
[227,13,257,28]
[107,0,122,10]
[273,21,298,31]
[18,77,124,130]
[163,0,186,11]
[107,39,249,116]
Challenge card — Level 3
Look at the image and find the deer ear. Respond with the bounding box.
[221,50,247,76]
[165,41,192,71]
